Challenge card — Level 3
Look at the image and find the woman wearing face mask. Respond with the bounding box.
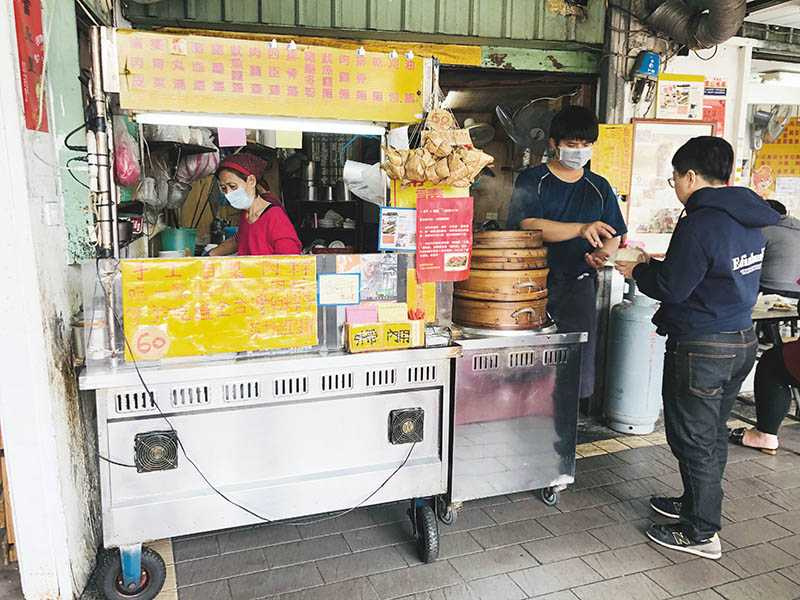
[507,105,627,407]
[208,153,302,256]
[617,137,779,560]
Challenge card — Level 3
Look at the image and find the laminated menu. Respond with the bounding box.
[415,196,474,283]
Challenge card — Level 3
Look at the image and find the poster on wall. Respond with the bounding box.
[336,254,399,301]
[628,120,715,254]
[378,207,416,251]
[752,117,800,214]
[703,78,727,137]
[415,197,473,283]
[656,74,705,121]
[13,0,48,132]
[592,124,634,196]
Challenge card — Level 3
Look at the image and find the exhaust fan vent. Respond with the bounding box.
[134,430,179,473]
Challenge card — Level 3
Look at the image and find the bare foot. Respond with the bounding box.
[742,428,779,451]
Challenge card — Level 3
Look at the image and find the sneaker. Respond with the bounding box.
[646,523,722,560]
[650,496,682,519]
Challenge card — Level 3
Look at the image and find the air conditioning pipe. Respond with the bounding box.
[644,0,747,49]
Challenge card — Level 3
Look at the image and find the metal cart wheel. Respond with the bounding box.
[97,546,166,600]
[410,501,440,563]
[436,496,458,526]
[540,487,560,507]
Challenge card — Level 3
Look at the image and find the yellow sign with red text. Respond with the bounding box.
[116,29,425,123]
[121,256,317,361]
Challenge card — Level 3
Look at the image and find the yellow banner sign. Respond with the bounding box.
[121,256,317,361]
[116,29,425,123]
[593,124,633,196]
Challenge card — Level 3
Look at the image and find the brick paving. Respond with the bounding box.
[139,422,800,600]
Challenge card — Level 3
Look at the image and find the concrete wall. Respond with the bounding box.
[0,2,101,598]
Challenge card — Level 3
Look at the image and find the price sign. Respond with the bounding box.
[132,326,171,361]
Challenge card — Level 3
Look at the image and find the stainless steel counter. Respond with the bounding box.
[449,330,586,506]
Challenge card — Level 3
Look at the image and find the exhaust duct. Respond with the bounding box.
[644,1,747,49]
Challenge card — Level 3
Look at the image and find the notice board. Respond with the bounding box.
[115,29,425,123]
[592,124,633,196]
[752,117,800,213]
[121,256,317,361]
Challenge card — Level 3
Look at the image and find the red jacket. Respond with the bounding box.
[236,195,301,256]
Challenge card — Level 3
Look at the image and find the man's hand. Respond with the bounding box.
[615,251,650,279]
[579,221,616,248]
[585,249,610,270]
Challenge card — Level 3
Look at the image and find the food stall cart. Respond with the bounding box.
[78,26,586,600]
[79,27,455,600]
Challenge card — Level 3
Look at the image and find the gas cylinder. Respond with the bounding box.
[605,281,665,435]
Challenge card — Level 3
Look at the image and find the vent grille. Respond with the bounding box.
[170,385,210,407]
[115,391,156,414]
[365,368,397,388]
[223,380,260,402]
[407,365,437,384]
[509,351,537,368]
[321,372,354,393]
[273,376,309,398]
[472,353,500,371]
[543,349,569,366]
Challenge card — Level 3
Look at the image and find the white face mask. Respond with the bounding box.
[558,146,593,170]
[225,187,253,210]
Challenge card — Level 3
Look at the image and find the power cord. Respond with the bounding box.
[92,257,418,525]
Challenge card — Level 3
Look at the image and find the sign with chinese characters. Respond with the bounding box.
[121,256,317,361]
[345,321,424,353]
[13,0,47,131]
[415,196,474,283]
[593,124,633,196]
[116,29,425,123]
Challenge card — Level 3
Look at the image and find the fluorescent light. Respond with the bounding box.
[133,111,387,136]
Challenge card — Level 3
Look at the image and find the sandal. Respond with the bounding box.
[728,427,778,456]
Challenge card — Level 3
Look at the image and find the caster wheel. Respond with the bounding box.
[436,497,458,526]
[540,487,559,507]
[414,504,440,563]
[97,546,166,600]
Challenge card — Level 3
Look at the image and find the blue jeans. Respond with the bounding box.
[663,328,758,539]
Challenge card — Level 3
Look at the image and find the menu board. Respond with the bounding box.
[592,124,633,196]
[121,256,317,361]
[116,29,425,123]
[415,197,473,283]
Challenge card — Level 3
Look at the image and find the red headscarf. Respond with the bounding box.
[216,152,281,205]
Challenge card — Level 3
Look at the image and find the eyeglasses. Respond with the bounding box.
[667,177,675,189]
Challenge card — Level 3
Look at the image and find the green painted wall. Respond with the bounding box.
[126,0,606,47]
[52,2,94,261]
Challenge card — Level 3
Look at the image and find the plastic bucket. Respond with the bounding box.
[160,227,197,256]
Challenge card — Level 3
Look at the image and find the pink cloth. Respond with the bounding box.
[236,201,301,256]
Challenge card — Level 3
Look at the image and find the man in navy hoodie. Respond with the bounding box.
[617,136,779,559]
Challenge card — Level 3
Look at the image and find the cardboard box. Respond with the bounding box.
[346,321,425,353]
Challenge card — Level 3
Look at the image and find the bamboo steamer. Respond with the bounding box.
[454,268,549,302]
[471,247,548,271]
[473,230,543,249]
[453,297,549,330]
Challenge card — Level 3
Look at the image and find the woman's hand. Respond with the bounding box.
[579,221,617,248]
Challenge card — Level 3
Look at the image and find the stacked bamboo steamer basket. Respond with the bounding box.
[453,231,550,330]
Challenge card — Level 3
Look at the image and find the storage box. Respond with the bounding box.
[346,321,425,353]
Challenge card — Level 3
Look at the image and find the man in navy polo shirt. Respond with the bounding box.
[507,106,627,406]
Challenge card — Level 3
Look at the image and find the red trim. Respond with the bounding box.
[218,162,252,179]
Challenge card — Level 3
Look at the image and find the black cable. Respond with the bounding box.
[93,258,417,525]
[98,454,137,469]
[65,121,88,152]
[692,45,719,61]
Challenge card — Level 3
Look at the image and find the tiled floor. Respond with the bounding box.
[79,419,800,600]
[121,421,799,600]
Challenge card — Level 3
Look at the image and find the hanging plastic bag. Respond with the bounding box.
[176,149,220,184]
[113,117,141,188]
